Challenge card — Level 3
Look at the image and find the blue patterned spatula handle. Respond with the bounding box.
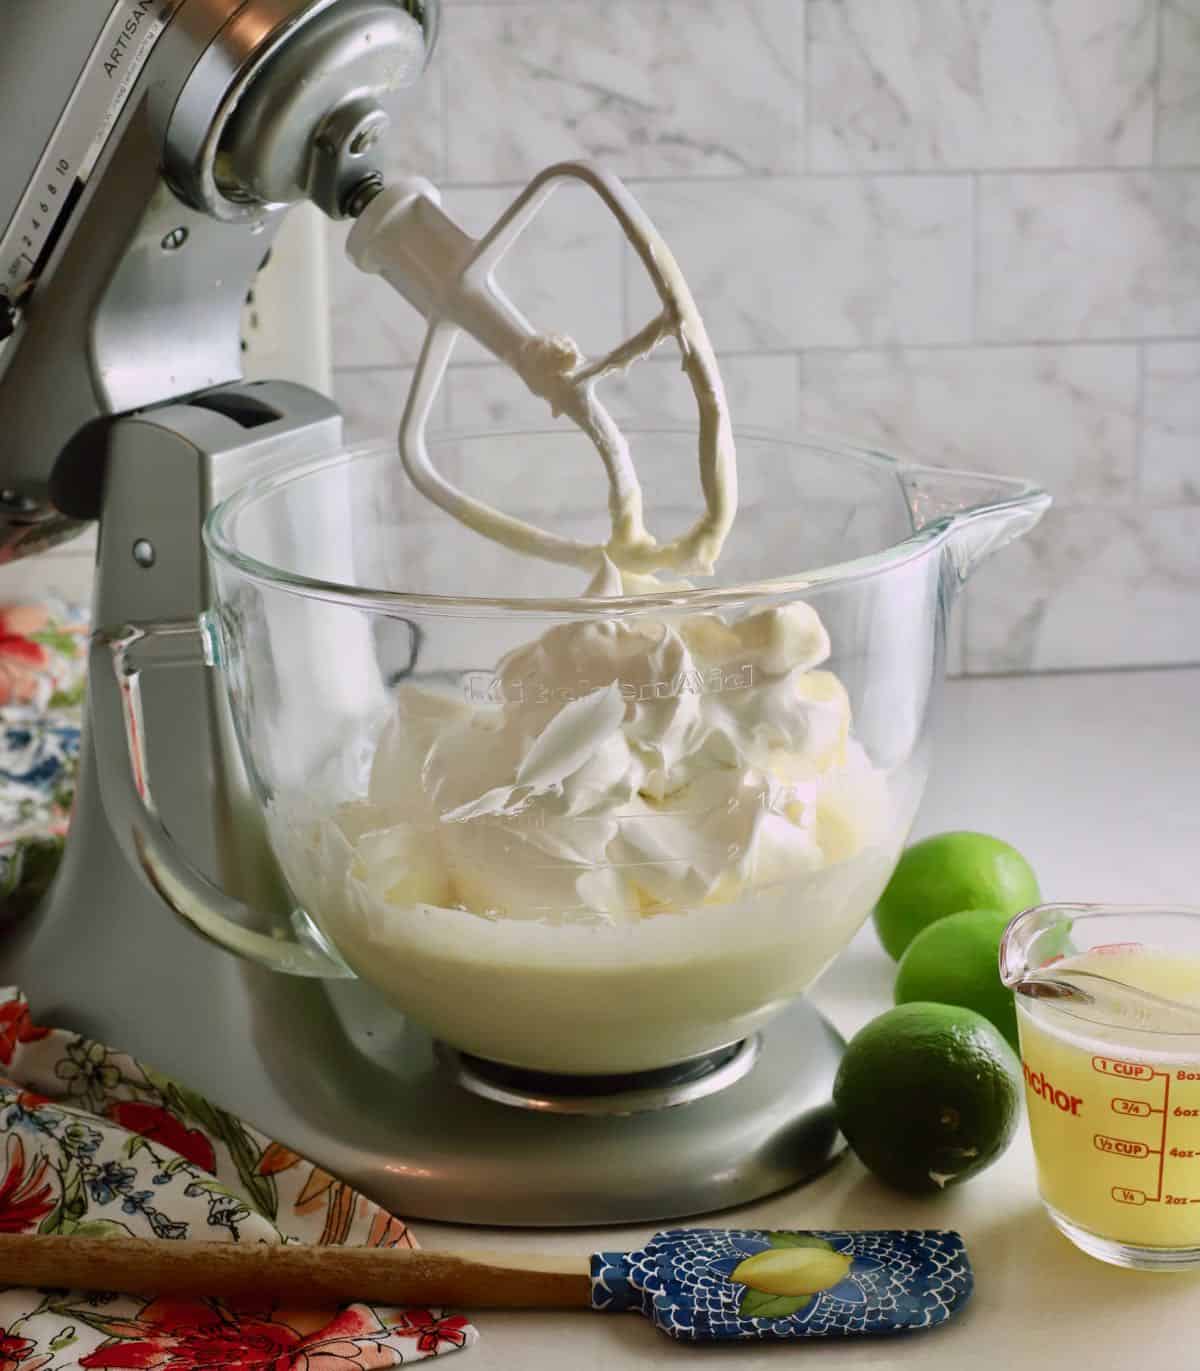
[591,1228,972,1342]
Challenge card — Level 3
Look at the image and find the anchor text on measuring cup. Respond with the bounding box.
[1022,1062,1083,1116]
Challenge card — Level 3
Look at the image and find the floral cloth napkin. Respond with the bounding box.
[0,603,86,920]
[0,603,478,1369]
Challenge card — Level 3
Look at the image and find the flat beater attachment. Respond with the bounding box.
[345,161,736,580]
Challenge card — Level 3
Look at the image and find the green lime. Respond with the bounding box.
[894,907,1018,1050]
[832,1001,1021,1194]
[873,831,1040,961]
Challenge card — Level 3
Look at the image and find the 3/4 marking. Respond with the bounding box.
[1112,1097,1154,1118]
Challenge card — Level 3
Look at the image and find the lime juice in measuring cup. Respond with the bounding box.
[1001,906,1200,1270]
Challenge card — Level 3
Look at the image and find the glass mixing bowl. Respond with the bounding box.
[95,428,1047,1075]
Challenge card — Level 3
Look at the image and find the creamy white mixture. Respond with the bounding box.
[278,599,900,1071]
[282,197,901,1072]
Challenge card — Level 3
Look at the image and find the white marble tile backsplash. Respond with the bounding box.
[808,0,1156,172]
[624,177,973,349]
[1141,342,1200,500]
[316,0,1200,675]
[444,0,804,181]
[965,504,1200,671]
[976,171,1200,341]
[798,345,1140,501]
[1159,0,1200,165]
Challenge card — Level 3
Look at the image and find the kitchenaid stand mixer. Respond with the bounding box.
[0,0,862,1224]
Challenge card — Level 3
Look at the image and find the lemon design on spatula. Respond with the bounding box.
[729,1235,854,1318]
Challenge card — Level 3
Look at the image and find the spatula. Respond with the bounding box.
[0,1227,971,1343]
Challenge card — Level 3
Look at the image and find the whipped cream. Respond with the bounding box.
[278,600,901,1071]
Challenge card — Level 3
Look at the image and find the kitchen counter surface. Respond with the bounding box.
[419,666,1200,1367]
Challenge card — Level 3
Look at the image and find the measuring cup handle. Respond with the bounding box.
[90,620,352,979]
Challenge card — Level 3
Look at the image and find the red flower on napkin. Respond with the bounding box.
[0,607,49,709]
[105,1102,217,1175]
[0,1000,50,1068]
[80,1301,406,1370]
[0,1137,54,1234]
[0,1330,52,1371]
[389,1311,472,1355]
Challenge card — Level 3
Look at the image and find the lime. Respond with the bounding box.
[832,1001,1021,1194]
[873,831,1040,960]
[894,907,1018,1050]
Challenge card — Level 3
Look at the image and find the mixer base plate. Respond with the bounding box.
[286,979,847,1227]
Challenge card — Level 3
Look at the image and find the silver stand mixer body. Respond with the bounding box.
[0,0,843,1226]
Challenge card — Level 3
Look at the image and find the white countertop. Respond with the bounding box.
[421,667,1200,1367]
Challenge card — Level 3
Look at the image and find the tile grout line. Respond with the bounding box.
[1152,0,1165,165]
[440,44,451,185]
[436,166,1200,194]
[800,0,810,176]
[1134,342,1149,500]
[961,659,1200,682]
[968,171,979,341]
[794,348,806,428]
[330,334,1200,373]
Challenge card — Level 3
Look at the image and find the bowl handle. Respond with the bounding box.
[89,620,353,979]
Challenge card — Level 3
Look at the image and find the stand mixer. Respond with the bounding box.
[0,0,1049,1226]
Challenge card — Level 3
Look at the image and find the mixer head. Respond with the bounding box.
[0,0,438,562]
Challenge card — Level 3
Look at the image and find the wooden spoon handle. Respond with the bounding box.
[0,1233,592,1309]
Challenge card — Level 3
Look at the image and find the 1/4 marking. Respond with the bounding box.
[1112,1187,1146,1205]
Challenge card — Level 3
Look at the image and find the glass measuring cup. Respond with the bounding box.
[1001,905,1200,1270]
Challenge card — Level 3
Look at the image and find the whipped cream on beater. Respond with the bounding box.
[346,167,737,577]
